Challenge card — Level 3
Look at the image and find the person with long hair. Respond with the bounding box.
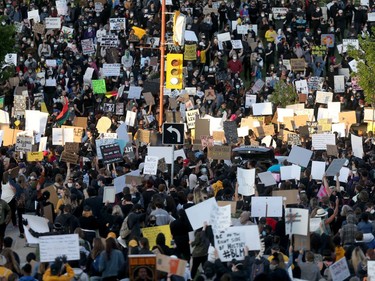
[98,237,125,281]
[351,247,366,276]
[55,187,74,214]
[87,238,105,280]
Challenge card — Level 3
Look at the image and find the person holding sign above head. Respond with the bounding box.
[189,222,210,279]
[43,255,74,281]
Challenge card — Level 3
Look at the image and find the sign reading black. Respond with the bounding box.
[100,143,123,164]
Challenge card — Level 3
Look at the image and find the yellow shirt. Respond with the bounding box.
[265,30,277,43]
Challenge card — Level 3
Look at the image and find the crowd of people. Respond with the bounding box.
[0,0,374,280]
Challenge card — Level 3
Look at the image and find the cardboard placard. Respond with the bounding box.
[125,175,143,185]
[64,142,80,154]
[32,23,45,34]
[272,189,299,205]
[42,185,58,207]
[27,151,44,162]
[207,146,231,160]
[143,92,155,106]
[326,144,338,156]
[290,58,306,71]
[165,111,182,123]
[195,119,210,140]
[339,111,356,125]
[136,129,150,143]
[60,151,79,164]
[212,131,225,142]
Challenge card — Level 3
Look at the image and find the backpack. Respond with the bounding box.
[250,260,265,281]
[120,215,131,239]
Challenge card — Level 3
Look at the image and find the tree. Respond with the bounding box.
[0,18,17,84]
[348,28,375,108]
[269,80,298,108]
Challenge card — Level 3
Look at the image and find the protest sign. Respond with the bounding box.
[245,95,257,109]
[39,234,80,262]
[23,215,49,244]
[251,196,283,217]
[81,38,95,55]
[258,171,277,187]
[334,75,345,93]
[15,136,33,152]
[237,168,255,196]
[195,119,210,139]
[312,45,327,56]
[184,44,196,60]
[329,258,350,281]
[351,134,363,159]
[100,143,123,164]
[156,254,187,277]
[209,204,231,233]
[251,79,265,93]
[142,225,173,248]
[326,159,346,177]
[92,79,106,94]
[280,165,301,181]
[252,102,273,116]
[185,197,217,230]
[60,151,79,164]
[311,161,326,180]
[290,58,305,71]
[214,225,261,262]
[109,18,126,30]
[128,86,142,99]
[272,190,299,205]
[144,156,158,175]
[285,208,309,236]
[102,64,121,77]
[45,17,61,29]
[27,152,44,162]
[103,186,116,203]
[315,91,333,104]
[64,142,80,154]
[312,133,336,150]
[129,255,157,281]
[207,146,231,160]
[223,121,238,144]
[287,145,313,167]
[100,35,119,47]
[321,34,335,47]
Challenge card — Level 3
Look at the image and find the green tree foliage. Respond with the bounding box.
[348,28,375,107]
[269,80,298,108]
[0,19,16,64]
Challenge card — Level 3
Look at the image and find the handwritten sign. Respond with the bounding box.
[207,146,231,160]
[27,152,44,162]
[144,156,158,175]
[60,151,79,164]
[290,58,305,71]
[214,225,261,262]
[92,79,106,94]
[100,143,123,164]
[39,234,80,262]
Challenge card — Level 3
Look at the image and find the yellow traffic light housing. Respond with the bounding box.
[166,54,183,89]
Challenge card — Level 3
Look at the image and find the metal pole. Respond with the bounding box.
[170,145,174,186]
[159,0,166,133]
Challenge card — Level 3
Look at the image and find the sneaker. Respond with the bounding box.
[19,234,24,239]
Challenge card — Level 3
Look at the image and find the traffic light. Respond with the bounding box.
[166,54,183,89]
[173,11,186,46]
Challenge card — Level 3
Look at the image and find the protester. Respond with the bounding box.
[1,0,375,280]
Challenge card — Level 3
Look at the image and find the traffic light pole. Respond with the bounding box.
[159,0,166,133]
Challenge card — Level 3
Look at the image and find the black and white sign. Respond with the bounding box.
[162,123,185,145]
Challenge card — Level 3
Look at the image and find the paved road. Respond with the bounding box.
[5,224,36,265]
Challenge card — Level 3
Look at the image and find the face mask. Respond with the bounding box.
[258,44,262,48]
[270,264,277,271]
[68,183,73,188]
